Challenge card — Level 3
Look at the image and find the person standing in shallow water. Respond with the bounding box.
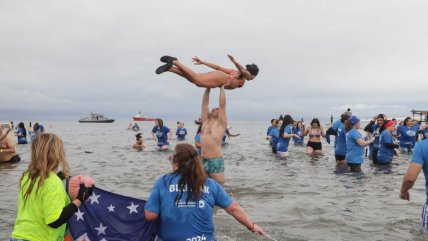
[302,118,326,155]
[345,116,374,172]
[400,138,428,233]
[155,55,258,90]
[377,120,399,165]
[152,119,172,151]
[267,119,282,154]
[397,117,422,153]
[16,122,27,144]
[175,122,187,141]
[200,86,227,184]
[277,115,300,158]
[0,123,21,163]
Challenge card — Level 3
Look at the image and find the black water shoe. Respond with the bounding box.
[160,55,177,63]
[156,63,172,74]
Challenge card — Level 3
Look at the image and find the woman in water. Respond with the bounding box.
[302,118,326,155]
[155,55,258,90]
[334,114,349,165]
[267,119,282,154]
[0,123,21,163]
[16,122,28,144]
[292,121,305,145]
[421,123,428,140]
[144,143,265,241]
[11,133,93,241]
[152,119,172,151]
[345,116,374,172]
[277,115,300,158]
[133,133,145,150]
[377,120,400,165]
[176,122,187,141]
[366,114,385,163]
[397,117,422,153]
[195,125,202,155]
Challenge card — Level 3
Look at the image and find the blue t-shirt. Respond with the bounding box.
[397,125,419,149]
[267,126,275,136]
[195,133,201,155]
[292,127,304,145]
[335,122,347,156]
[371,124,381,149]
[132,124,140,131]
[16,128,27,144]
[422,129,428,140]
[176,128,187,141]
[345,129,365,164]
[277,125,293,152]
[152,126,170,146]
[410,139,428,203]
[377,130,394,163]
[268,128,279,149]
[145,174,233,241]
[222,131,227,145]
[332,120,341,131]
[331,120,342,147]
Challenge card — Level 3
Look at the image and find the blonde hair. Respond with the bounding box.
[20,133,70,202]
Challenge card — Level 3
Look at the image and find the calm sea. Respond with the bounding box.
[0,120,427,241]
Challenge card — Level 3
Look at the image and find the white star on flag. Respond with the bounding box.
[75,233,90,241]
[100,239,107,241]
[75,208,84,222]
[127,202,139,214]
[107,204,115,212]
[94,222,107,235]
[89,191,100,205]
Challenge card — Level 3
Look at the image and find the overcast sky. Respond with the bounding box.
[1,0,427,121]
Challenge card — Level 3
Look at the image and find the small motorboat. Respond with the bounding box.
[79,113,115,123]
[133,112,157,121]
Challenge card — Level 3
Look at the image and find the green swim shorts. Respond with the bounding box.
[203,157,225,174]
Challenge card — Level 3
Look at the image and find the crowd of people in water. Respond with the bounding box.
[4,58,265,240]
[266,109,427,172]
[0,121,45,164]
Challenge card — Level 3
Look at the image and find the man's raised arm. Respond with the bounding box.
[219,85,227,126]
[201,88,210,122]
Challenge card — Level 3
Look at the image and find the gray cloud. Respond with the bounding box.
[1,0,427,121]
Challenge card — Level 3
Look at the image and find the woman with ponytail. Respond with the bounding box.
[145,143,265,241]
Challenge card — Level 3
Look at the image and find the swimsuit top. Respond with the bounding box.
[309,129,321,138]
[227,70,245,88]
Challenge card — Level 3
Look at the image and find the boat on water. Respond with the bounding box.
[79,113,115,123]
[133,112,157,121]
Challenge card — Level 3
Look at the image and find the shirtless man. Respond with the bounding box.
[0,123,21,163]
[200,86,227,184]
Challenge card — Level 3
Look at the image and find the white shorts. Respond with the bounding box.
[422,203,428,233]
[277,151,289,158]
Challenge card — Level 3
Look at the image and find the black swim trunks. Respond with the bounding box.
[1,155,21,163]
[335,155,345,161]
[307,141,322,151]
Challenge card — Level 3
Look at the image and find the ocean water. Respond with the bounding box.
[0,120,427,241]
